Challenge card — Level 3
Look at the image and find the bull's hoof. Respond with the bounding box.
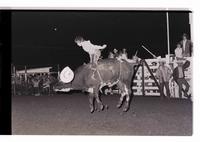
[97,105,104,112]
[120,112,124,115]
[90,108,95,113]
[105,105,109,109]
[100,104,104,111]
[123,107,128,112]
[117,103,122,108]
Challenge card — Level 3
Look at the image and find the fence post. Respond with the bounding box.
[57,64,60,80]
[141,60,145,96]
[25,66,27,83]
[13,65,16,96]
[143,60,163,99]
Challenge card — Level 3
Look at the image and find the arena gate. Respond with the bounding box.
[132,57,192,99]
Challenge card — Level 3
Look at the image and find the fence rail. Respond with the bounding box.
[11,57,192,99]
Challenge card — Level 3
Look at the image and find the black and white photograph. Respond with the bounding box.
[0,8,194,136]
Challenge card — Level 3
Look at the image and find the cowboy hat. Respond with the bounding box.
[60,66,74,83]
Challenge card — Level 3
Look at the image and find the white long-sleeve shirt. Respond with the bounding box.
[80,40,106,55]
[175,47,183,58]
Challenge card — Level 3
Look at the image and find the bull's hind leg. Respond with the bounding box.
[116,82,126,108]
[123,85,131,112]
[116,82,131,111]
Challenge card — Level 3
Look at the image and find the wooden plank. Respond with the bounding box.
[141,60,145,96]
[143,60,163,98]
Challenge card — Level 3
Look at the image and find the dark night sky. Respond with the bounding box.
[11,11,191,70]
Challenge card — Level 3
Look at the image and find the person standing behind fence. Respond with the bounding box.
[172,59,191,99]
[121,48,128,60]
[31,75,40,96]
[75,36,107,66]
[179,33,193,57]
[113,48,119,58]
[156,57,172,99]
[108,51,114,59]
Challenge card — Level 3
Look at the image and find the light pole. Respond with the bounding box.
[166,8,170,63]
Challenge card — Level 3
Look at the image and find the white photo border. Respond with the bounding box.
[0,0,200,142]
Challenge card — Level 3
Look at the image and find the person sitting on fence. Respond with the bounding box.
[131,55,140,64]
[117,51,123,60]
[75,36,107,66]
[121,48,128,60]
[175,43,183,60]
[155,56,172,99]
[172,59,191,99]
[118,49,139,64]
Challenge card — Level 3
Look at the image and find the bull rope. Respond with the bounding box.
[97,60,122,93]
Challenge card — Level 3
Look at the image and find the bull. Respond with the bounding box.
[54,58,138,113]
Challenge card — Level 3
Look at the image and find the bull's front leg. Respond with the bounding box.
[88,87,104,113]
[95,95,104,111]
[117,93,125,108]
[94,88,104,111]
[88,93,95,113]
[88,86,107,112]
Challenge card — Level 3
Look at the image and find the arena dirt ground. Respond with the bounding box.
[12,94,192,135]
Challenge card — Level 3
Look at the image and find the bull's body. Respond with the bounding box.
[55,58,136,112]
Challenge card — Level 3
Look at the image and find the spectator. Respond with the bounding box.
[31,76,40,96]
[117,51,123,60]
[113,48,119,58]
[156,57,172,99]
[108,51,114,59]
[132,55,139,64]
[121,48,128,60]
[179,33,193,57]
[174,43,183,60]
[172,59,191,99]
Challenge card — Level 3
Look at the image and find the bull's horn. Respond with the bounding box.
[60,66,74,83]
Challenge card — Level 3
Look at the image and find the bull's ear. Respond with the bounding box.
[60,66,74,83]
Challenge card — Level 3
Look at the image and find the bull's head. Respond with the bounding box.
[53,66,74,92]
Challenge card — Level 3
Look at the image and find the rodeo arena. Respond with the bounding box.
[9,9,193,135]
[12,33,193,135]
[11,44,192,100]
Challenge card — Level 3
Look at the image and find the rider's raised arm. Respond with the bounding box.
[93,44,107,49]
[88,40,107,49]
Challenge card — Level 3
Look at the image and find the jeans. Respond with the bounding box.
[176,78,190,98]
[160,82,170,98]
